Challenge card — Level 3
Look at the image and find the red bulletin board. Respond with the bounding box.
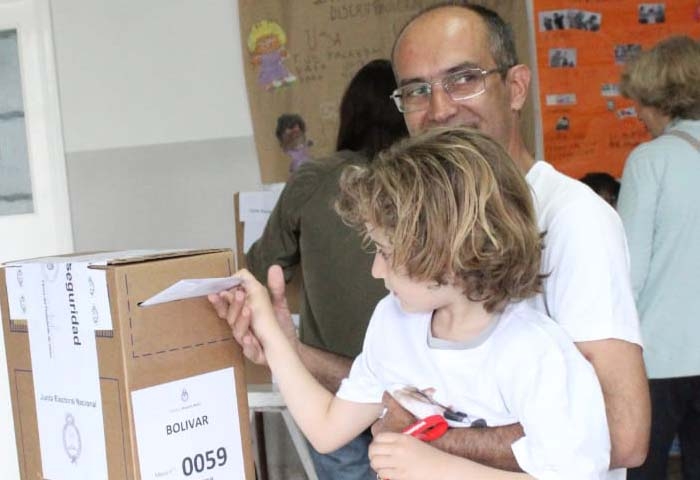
[533,1,700,179]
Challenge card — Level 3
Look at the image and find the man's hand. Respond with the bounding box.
[372,391,417,436]
[265,265,299,346]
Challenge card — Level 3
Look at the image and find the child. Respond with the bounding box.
[220,128,610,479]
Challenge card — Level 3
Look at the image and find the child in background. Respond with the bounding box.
[218,128,610,479]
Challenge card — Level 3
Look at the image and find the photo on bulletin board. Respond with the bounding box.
[533,0,700,180]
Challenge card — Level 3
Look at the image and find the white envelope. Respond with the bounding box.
[140,276,242,306]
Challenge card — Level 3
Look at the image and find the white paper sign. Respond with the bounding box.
[70,263,112,331]
[140,276,242,307]
[23,261,108,480]
[4,265,27,321]
[131,368,245,480]
[238,189,283,223]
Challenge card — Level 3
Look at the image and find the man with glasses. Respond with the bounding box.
[213,2,650,477]
[372,3,650,477]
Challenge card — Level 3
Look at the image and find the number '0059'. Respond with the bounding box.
[181,447,227,476]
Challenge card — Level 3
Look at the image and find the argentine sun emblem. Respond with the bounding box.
[62,413,82,463]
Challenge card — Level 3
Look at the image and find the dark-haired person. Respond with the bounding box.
[220,58,407,480]
[617,35,700,480]
[580,172,620,208]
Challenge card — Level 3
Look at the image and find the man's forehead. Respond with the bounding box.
[393,7,491,79]
[395,6,487,48]
[393,42,491,82]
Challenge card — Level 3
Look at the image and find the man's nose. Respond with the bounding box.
[427,84,458,125]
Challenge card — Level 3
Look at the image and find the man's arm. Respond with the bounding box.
[431,424,524,471]
[576,338,650,468]
[297,343,353,393]
[370,433,532,480]
[372,392,524,471]
[538,188,651,468]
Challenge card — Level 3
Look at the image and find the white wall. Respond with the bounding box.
[51,0,253,152]
[2,1,264,478]
[50,0,265,253]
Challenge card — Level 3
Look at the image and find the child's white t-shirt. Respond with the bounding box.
[337,294,611,480]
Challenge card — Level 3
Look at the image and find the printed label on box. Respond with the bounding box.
[131,367,245,480]
[71,263,112,331]
[23,261,108,479]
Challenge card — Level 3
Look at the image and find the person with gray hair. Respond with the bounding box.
[617,35,700,480]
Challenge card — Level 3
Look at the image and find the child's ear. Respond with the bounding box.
[507,64,531,112]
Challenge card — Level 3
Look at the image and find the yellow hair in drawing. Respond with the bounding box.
[247,20,287,53]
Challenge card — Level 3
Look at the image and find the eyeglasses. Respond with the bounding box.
[390,67,504,113]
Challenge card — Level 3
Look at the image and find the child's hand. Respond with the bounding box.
[209,284,267,365]
[208,269,276,364]
[234,268,277,322]
[369,432,447,480]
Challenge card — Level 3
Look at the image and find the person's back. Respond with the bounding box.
[616,34,700,479]
[621,127,700,376]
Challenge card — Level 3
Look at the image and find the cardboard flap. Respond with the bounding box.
[3,249,231,269]
[101,248,230,266]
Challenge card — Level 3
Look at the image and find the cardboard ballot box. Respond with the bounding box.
[1,249,255,480]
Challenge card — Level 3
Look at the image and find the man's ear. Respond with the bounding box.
[507,64,531,112]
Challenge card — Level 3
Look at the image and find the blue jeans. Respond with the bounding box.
[627,375,700,480]
[308,430,375,480]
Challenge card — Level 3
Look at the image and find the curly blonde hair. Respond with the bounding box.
[335,127,543,312]
[620,35,700,120]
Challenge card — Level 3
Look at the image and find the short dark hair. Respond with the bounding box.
[392,2,518,76]
[336,59,408,158]
[275,114,305,142]
[580,172,620,201]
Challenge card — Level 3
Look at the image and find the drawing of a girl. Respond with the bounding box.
[247,20,297,91]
